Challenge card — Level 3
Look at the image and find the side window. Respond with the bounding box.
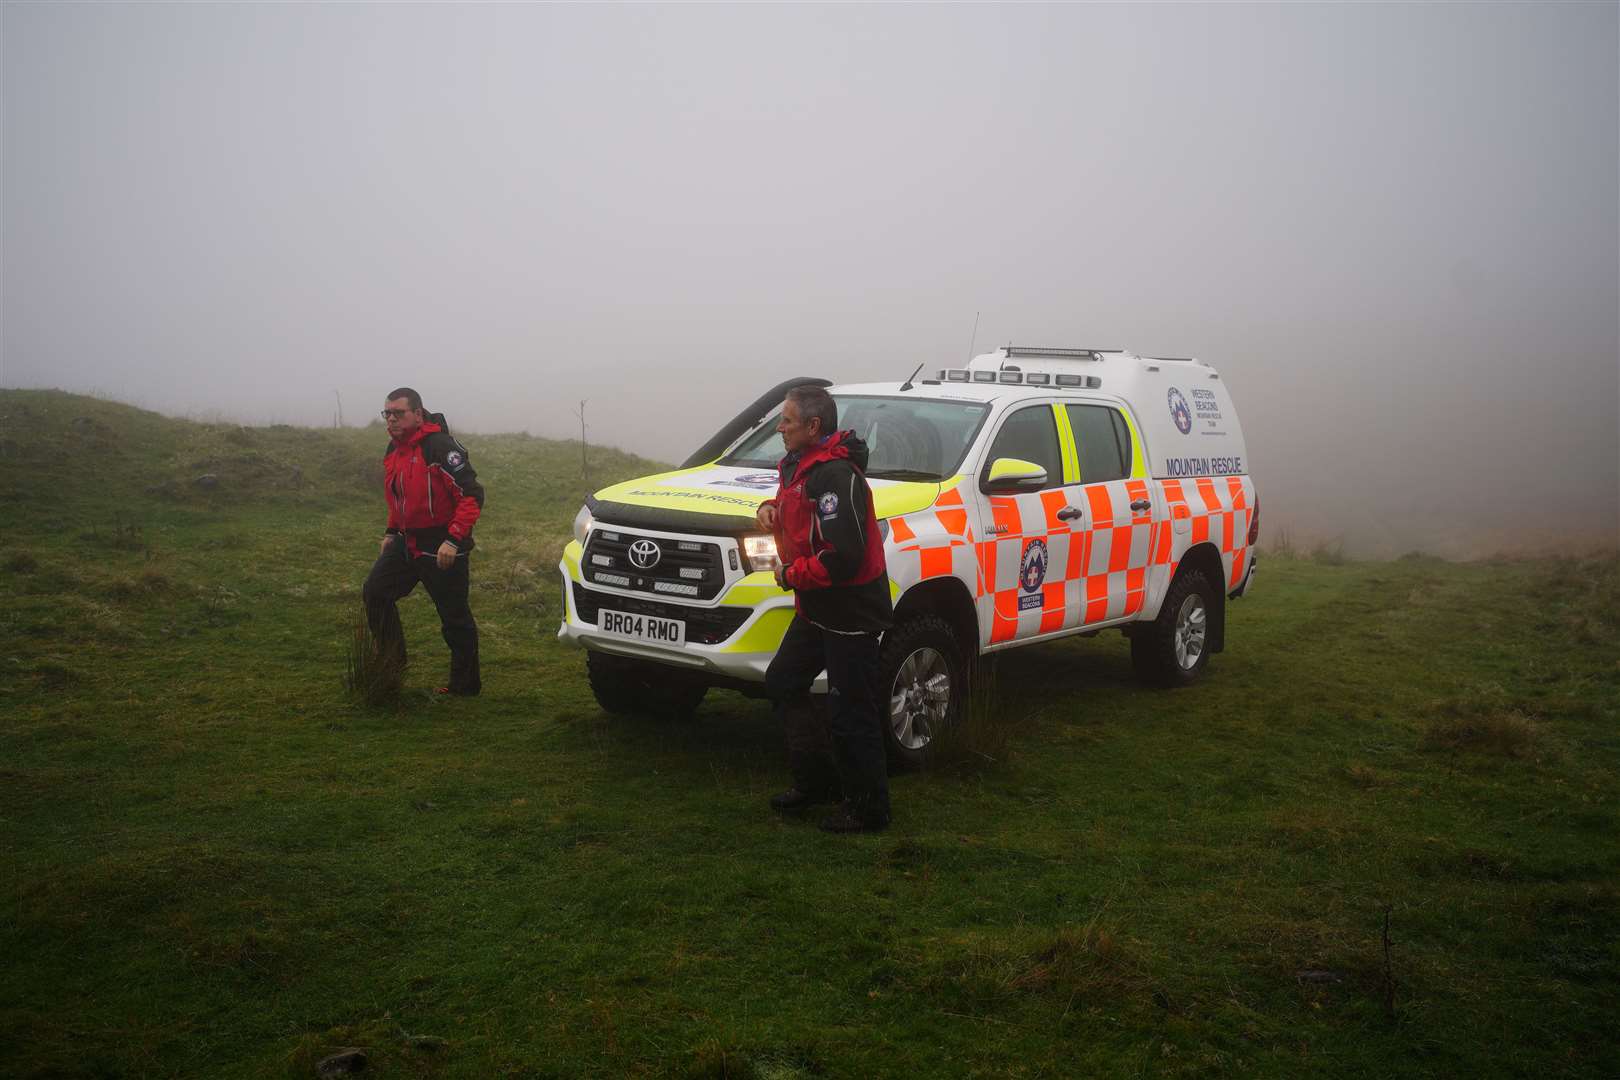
[983,405,1063,489]
[1066,404,1130,484]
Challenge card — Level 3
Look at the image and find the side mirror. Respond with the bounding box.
[983,457,1048,493]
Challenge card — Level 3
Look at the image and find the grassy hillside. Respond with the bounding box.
[1,389,1616,1079]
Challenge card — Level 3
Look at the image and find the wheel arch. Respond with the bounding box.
[1171,543,1227,653]
[892,576,979,663]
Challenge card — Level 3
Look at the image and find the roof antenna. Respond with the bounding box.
[899,362,925,392]
[965,310,981,361]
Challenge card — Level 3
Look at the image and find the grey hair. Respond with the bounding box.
[785,385,838,436]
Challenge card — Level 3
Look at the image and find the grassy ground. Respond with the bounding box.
[1,389,1616,1079]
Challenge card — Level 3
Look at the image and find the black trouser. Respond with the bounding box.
[765,614,890,824]
[362,540,480,695]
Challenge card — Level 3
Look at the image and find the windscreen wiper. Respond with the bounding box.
[866,468,944,482]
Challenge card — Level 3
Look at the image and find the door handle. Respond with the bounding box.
[1056,506,1084,522]
[1130,499,1152,512]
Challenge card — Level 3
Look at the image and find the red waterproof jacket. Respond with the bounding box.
[383,415,484,555]
[763,430,891,632]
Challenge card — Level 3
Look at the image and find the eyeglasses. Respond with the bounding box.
[381,408,414,420]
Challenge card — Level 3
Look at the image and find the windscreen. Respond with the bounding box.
[721,396,990,480]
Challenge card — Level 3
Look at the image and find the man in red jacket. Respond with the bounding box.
[757,386,893,832]
[363,387,485,696]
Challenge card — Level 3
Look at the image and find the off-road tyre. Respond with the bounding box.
[877,614,965,770]
[585,649,708,719]
[1131,568,1215,687]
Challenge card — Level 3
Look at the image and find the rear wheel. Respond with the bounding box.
[585,649,708,719]
[1131,569,1215,687]
[878,615,964,770]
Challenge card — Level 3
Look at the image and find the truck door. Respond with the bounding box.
[1062,403,1155,628]
[976,403,1072,646]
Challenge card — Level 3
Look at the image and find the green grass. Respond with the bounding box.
[2,389,1616,1078]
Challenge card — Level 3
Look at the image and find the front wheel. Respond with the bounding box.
[877,615,965,770]
[585,649,708,719]
[1131,569,1215,687]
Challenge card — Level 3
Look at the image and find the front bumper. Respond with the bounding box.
[557,540,798,686]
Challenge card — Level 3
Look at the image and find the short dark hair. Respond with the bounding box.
[786,385,837,436]
[386,387,423,412]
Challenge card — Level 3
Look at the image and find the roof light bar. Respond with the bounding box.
[930,368,1099,390]
[1005,346,1106,360]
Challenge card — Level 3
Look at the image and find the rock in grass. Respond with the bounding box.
[316,1048,368,1074]
[194,473,219,490]
[1295,970,1343,984]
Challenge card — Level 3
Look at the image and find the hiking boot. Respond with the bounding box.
[769,787,835,812]
[818,801,889,834]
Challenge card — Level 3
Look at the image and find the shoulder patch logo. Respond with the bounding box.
[446,451,465,469]
[817,491,839,516]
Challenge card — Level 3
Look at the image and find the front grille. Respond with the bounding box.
[582,529,727,601]
[572,584,751,645]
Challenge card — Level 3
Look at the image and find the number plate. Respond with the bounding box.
[597,609,686,646]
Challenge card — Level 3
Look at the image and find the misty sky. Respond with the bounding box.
[3,2,1616,555]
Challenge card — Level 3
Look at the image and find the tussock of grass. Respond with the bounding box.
[54,594,133,644]
[4,550,38,574]
[1421,710,1543,758]
[1344,762,1387,788]
[919,921,1148,1012]
[26,657,80,687]
[286,1019,448,1078]
[1421,686,1550,759]
[926,658,1017,774]
[1536,552,1620,645]
[343,617,404,707]
[78,518,147,553]
[1310,538,1349,565]
[1264,526,1297,558]
[684,1040,824,1080]
[101,567,172,601]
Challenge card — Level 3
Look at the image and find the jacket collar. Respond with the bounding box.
[783,430,853,484]
[392,420,442,451]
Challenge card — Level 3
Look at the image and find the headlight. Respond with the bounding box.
[572,504,594,545]
[742,534,781,574]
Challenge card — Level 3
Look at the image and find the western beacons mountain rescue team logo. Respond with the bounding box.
[1167,388,1193,435]
[1018,538,1048,610]
[817,491,839,517]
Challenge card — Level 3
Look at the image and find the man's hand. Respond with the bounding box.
[380,535,394,555]
[756,503,779,531]
[773,563,790,590]
[436,541,459,570]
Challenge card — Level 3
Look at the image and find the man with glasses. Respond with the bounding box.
[758,385,893,832]
[363,387,485,696]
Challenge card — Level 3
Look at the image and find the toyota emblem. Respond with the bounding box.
[628,539,662,570]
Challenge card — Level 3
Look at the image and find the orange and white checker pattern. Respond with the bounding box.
[1156,474,1255,593]
[885,473,1255,650]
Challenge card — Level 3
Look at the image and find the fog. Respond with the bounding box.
[4,3,1615,556]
